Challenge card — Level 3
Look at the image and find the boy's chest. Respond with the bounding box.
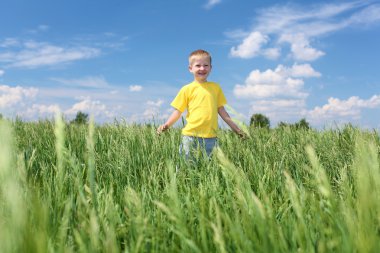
[188,85,217,106]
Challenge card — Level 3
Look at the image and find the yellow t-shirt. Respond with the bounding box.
[171,81,227,138]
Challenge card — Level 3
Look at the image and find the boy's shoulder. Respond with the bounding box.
[179,81,197,90]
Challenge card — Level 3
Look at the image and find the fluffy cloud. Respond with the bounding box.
[234,64,321,124]
[250,99,307,123]
[0,84,38,108]
[230,32,269,59]
[21,104,61,119]
[233,63,320,99]
[65,97,115,119]
[146,99,164,107]
[0,88,122,122]
[228,2,380,61]
[262,48,281,60]
[289,63,321,77]
[279,33,325,61]
[308,95,380,121]
[0,69,4,76]
[142,99,168,121]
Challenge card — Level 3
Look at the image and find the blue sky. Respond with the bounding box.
[1,0,380,128]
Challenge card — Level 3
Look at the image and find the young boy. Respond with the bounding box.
[157,49,245,158]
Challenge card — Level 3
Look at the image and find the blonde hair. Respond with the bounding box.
[189,49,212,65]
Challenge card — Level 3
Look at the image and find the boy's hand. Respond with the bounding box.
[237,130,248,140]
[156,124,169,134]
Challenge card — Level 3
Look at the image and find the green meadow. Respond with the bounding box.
[0,117,379,253]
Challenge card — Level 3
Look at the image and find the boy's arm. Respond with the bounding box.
[157,109,182,134]
[218,106,246,138]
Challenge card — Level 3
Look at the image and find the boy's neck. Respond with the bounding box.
[194,78,208,83]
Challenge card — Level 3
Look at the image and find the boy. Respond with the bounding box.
[157,49,245,158]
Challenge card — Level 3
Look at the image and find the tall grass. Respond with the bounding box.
[0,118,379,252]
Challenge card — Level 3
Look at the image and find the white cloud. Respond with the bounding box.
[129,85,142,92]
[65,97,115,119]
[22,104,61,119]
[308,95,380,121]
[0,84,38,108]
[204,0,222,9]
[348,4,380,25]
[0,38,20,48]
[228,2,380,61]
[233,63,320,99]
[230,31,268,58]
[0,69,4,76]
[143,99,166,120]
[250,99,307,123]
[262,48,281,60]
[279,33,325,61]
[0,41,100,68]
[146,99,164,107]
[52,76,110,88]
[289,63,321,77]
[0,79,176,123]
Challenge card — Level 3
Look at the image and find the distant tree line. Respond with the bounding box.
[250,113,311,130]
[0,111,90,125]
[2,111,311,129]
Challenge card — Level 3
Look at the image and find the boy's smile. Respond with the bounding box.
[189,56,212,83]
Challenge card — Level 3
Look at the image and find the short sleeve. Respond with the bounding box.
[170,86,188,112]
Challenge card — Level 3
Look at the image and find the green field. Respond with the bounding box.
[1,117,380,253]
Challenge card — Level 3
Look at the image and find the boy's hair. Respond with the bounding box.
[189,49,212,65]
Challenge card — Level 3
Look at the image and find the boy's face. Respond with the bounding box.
[189,56,212,83]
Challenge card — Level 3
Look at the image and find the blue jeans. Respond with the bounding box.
[179,135,217,160]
